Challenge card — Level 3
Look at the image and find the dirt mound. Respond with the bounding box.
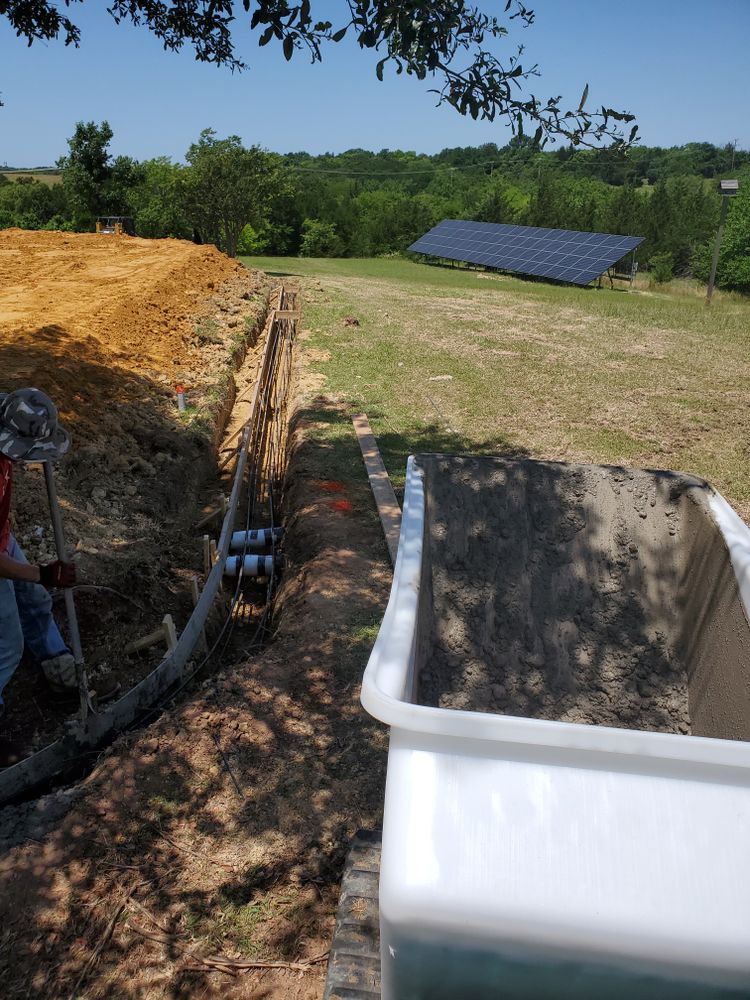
[0,229,269,751]
[0,229,247,444]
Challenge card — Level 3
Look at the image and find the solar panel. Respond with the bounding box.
[408,220,644,286]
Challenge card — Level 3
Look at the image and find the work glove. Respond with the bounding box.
[41,652,77,692]
[38,560,77,589]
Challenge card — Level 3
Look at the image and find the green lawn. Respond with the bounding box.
[243,256,750,519]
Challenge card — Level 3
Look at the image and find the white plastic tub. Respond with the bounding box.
[361,455,750,999]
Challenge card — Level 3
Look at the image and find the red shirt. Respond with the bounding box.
[0,456,12,554]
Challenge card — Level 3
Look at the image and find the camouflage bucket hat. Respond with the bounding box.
[0,388,70,462]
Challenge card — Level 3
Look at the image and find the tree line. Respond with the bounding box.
[1,123,748,291]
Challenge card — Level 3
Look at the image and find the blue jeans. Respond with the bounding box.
[0,535,68,707]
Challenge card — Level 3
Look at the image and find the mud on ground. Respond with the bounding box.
[0,230,269,753]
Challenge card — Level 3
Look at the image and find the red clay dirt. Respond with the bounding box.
[0,229,269,753]
[0,228,247,443]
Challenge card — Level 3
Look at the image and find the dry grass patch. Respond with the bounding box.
[245,256,750,520]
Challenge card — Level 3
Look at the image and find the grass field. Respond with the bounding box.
[1,169,61,185]
[244,256,750,519]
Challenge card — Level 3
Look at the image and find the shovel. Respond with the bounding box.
[42,461,94,722]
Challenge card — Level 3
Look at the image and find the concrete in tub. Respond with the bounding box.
[362,455,750,1000]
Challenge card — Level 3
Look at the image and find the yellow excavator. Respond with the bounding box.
[95,216,135,236]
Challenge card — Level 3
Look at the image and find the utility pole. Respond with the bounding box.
[706,179,739,305]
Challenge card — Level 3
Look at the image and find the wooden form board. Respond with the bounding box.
[352,414,401,566]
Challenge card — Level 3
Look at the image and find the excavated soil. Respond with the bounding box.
[0,228,255,439]
[417,455,712,733]
[0,380,392,1000]
[0,229,269,752]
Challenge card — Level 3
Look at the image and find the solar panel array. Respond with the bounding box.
[408,219,644,286]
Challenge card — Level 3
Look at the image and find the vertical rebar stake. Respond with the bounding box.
[42,461,91,722]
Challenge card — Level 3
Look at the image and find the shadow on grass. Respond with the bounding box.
[293,398,529,496]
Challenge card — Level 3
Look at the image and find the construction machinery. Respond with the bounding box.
[95,216,135,236]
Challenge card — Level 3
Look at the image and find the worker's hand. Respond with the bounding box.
[38,560,77,589]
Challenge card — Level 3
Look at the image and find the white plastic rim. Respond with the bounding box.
[708,491,750,615]
[360,456,750,776]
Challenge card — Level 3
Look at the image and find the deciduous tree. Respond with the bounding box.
[126,157,191,239]
[694,186,750,293]
[299,218,344,257]
[56,120,144,228]
[182,129,292,257]
[0,174,68,229]
[57,120,115,228]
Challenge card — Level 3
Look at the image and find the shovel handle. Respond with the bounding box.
[42,461,90,720]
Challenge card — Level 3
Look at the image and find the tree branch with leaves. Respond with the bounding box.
[1,1,637,146]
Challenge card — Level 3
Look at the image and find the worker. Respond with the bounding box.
[0,388,80,721]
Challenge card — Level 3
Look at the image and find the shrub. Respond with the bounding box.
[649,251,674,284]
[299,218,343,257]
[236,224,268,255]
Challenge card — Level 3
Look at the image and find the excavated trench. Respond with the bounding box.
[1,284,300,807]
[0,245,303,803]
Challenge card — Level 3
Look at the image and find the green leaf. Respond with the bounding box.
[332,27,347,42]
[578,83,589,111]
[283,35,294,60]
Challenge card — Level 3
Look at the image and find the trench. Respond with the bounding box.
[0,285,300,805]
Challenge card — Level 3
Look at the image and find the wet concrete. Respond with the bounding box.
[416,455,750,739]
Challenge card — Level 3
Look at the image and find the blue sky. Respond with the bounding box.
[1,0,748,165]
